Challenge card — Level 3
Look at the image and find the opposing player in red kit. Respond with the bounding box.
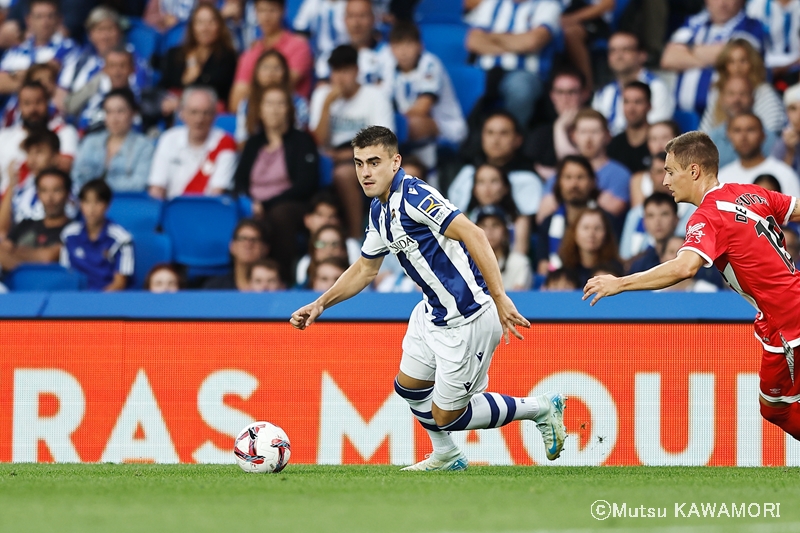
[583,130,800,441]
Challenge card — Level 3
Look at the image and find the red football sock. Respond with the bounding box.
[760,402,800,440]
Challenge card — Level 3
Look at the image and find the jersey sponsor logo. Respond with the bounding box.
[388,234,418,255]
[418,194,448,225]
[685,222,706,244]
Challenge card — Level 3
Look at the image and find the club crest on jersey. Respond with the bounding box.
[686,222,706,244]
[389,235,418,255]
[418,194,448,225]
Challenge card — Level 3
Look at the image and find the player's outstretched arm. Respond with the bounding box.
[290,255,384,330]
[444,213,531,342]
[582,250,705,306]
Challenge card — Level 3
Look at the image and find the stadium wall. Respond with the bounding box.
[2,291,795,467]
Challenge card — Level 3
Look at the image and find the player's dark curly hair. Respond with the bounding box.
[351,126,399,155]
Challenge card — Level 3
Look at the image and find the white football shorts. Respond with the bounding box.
[399,300,503,410]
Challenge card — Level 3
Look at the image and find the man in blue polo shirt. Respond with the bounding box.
[60,178,133,291]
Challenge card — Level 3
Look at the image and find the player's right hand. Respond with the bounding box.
[289,301,324,330]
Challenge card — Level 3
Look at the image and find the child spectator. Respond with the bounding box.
[0,167,71,272]
[203,219,269,290]
[248,258,285,292]
[60,178,134,291]
[0,129,74,236]
[309,255,349,292]
[557,206,621,286]
[235,49,310,144]
[382,21,467,162]
[474,205,532,291]
[467,163,529,255]
[541,267,579,291]
[309,44,393,239]
[753,173,782,192]
[143,263,183,293]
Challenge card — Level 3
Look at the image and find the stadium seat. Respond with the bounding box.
[162,196,241,271]
[446,65,486,117]
[107,193,164,233]
[131,232,173,290]
[673,109,700,133]
[6,264,86,292]
[420,23,469,64]
[214,113,237,135]
[415,0,463,24]
[319,154,333,187]
[126,18,160,63]
[160,22,187,55]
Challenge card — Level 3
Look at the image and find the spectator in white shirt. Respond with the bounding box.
[718,112,800,196]
[592,31,674,136]
[466,0,562,127]
[309,44,394,239]
[147,86,237,199]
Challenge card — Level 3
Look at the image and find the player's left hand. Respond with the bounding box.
[582,275,623,306]
[290,301,325,330]
[494,294,530,344]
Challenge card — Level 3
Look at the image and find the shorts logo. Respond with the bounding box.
[685,222,706,244]
[475,351,483,362]
[463,381,473,392]
[418,194,449,225]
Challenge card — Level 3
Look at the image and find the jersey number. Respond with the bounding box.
[755,215,796,274]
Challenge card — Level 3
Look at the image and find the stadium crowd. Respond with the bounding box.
[1,0,800,294]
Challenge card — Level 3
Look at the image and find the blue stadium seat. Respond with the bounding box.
[6,264,86,292]
[162,196,241,271]
[107,193,164,233]
[160,22,187,54]
[131,232,173,290]
[319,154,333,187]
[420,23,469,64]
[446,65,486,117]
[673,109,700,133]
[214,113,237,135]
[415,0,463,24]
[126,18,160,63]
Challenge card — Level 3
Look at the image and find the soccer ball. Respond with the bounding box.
[233,421,291,474]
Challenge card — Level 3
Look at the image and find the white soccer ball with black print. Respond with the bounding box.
[233,421,291,473]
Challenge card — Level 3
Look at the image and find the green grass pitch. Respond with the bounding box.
[1,464,799,533]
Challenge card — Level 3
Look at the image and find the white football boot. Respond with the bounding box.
[401,449,468,471]
[534,392,567,460]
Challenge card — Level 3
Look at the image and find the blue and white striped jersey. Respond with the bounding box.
[159,0,196,22]
[670,9,767,114]
[60,219,134,291]
[0,34,76,72]
[58,44,150,93]
[381,50,467,145]
[361,169,492,327]
[747,0,800,69]
[591,69,675,135]
[293,0,348,62]
[465,0,561,75]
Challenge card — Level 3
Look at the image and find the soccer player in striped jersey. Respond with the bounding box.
[291,126,567,471]
[584,131,800,443]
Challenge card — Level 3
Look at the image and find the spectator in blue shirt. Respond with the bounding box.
[71,88,153,193]
[60,178,134,291]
